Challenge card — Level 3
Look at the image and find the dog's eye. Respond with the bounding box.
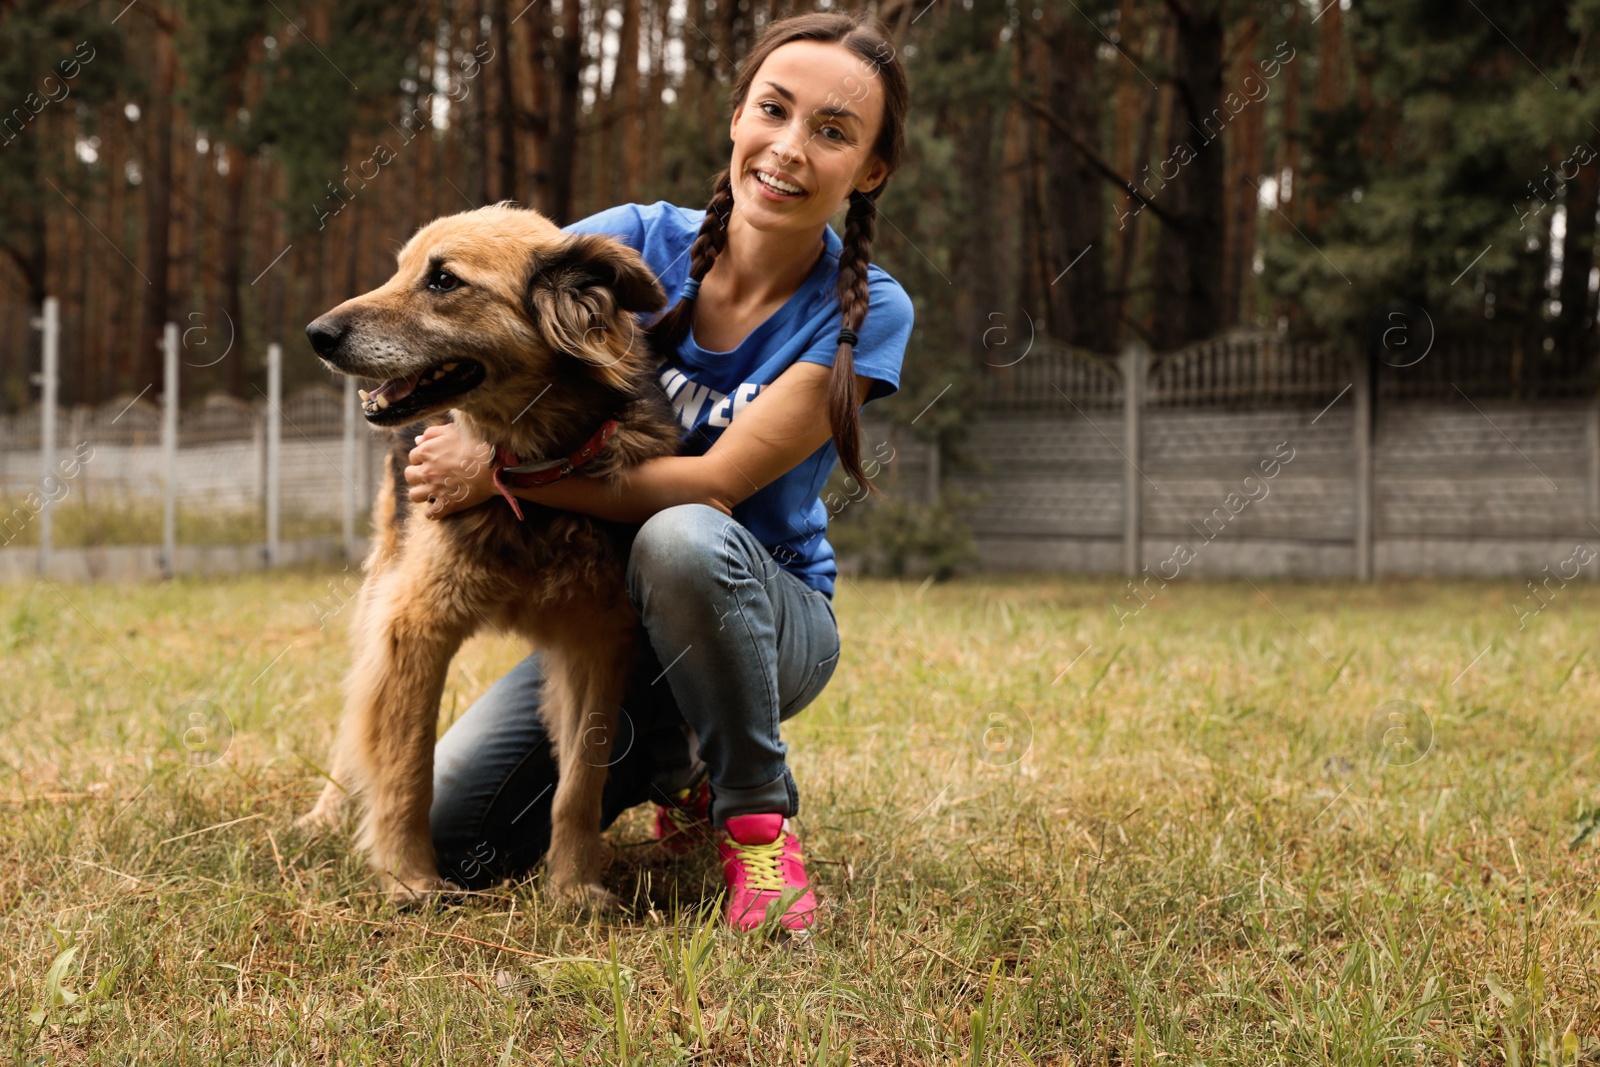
[427,268,462,293]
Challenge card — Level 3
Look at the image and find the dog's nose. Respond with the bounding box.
[306,317,346,359]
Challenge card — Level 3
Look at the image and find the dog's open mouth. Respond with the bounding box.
[359,360,486,423]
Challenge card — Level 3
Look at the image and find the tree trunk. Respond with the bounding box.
[1017,21,1047,320]
[220,142,248,395]
[523,0,553,214]
[644,0,668,201]
[548,0,583,223]
[1150,0,1225,351]
[1113,23,1166,343]
[494,0,519,203]
[1305,0,1346,233]
[1276,0,1302,232]
[1220,15,1262,329]
[103,101,130,396]
[593,0,616,208]
[616,0,641,203]
[138,14,178,390]
[1043,5,1112,352]
[467,0,490,208]
[171,101,195,337]
[946,93,1004,369]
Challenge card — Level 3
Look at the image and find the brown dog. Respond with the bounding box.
[297,203,680,907]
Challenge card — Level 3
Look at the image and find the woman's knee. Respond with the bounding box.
[627,503,731,596]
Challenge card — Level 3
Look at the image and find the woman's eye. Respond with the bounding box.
[820,125,846,141]
[428,268,461,292]
[759,101,783,118]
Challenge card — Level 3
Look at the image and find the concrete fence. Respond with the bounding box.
[866,335,1600,581]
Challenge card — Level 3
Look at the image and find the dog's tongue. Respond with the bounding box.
[371,371,423,404]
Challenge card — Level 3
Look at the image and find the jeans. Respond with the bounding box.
[429,503,841,890]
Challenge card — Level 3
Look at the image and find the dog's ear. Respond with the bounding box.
[528,233,667,316]
[525,234,667,389]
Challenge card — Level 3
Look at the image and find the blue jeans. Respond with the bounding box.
[429,503,841,890]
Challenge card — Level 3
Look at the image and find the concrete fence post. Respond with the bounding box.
[1120,342,1147,576]
[35,297,59,578]
[1352,347,1374,581]
[266,343,282,567]
[1588,394,1600,575]
[161,322,178,578]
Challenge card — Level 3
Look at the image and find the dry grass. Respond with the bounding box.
[2,569,1599,1064]
[0,498,344,549]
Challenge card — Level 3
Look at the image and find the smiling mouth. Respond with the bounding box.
[358,359,486,424]
[752,169,806,198]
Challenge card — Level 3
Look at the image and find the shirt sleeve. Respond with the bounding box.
[795,271,914,405]
[560,202,647,252]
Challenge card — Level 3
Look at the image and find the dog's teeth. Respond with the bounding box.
[375,395,390,410]
[442,362,458,372]
[358,389,370,401]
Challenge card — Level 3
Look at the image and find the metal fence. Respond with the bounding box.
[2,302,380,579]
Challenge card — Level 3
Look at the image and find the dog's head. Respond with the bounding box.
[305,203,666,430]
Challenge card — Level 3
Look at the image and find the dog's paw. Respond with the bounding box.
[294,806,341,834]
[384,872,462,910]
[545,879,619,914]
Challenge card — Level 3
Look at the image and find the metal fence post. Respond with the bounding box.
[1121,342,1146,576]
[36,297,59,578]
[162,322,178,578]
[267,343,282,567]
[343,376,358,561]
[356,408,371,538]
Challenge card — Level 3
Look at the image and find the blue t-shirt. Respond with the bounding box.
[561,201,914,598]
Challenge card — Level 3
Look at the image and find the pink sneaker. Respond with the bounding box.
[651,775,713,856]
[718,813,818,933]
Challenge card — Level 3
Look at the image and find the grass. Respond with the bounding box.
[0,498,347,549]
[2,569,1600,1064]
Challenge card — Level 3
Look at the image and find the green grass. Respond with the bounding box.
[3,570,1600,1064]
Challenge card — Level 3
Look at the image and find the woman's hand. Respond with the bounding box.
[405,422,498,519]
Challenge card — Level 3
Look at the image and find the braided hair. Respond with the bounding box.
[646,12,909,494]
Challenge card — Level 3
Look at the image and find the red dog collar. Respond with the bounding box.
[490,418,619,521]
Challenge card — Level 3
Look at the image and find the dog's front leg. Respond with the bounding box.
[348,574,477,906]
[296,742,356,833]
[297,535,398,835]
[540,630,635,910]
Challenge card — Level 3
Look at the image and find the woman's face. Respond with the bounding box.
[728,40,891,236]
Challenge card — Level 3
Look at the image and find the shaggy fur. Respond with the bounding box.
[296,203,681,907]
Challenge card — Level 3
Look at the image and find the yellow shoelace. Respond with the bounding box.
[663,803,700,835]
[730,836,789,893]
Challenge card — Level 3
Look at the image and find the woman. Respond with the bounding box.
[406,10,913,933]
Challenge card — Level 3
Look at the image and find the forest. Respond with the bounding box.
[2,0,1598,418]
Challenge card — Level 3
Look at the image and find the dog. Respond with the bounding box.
[296,202,681,907]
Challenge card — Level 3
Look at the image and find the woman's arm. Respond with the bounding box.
[404,363,878,523]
